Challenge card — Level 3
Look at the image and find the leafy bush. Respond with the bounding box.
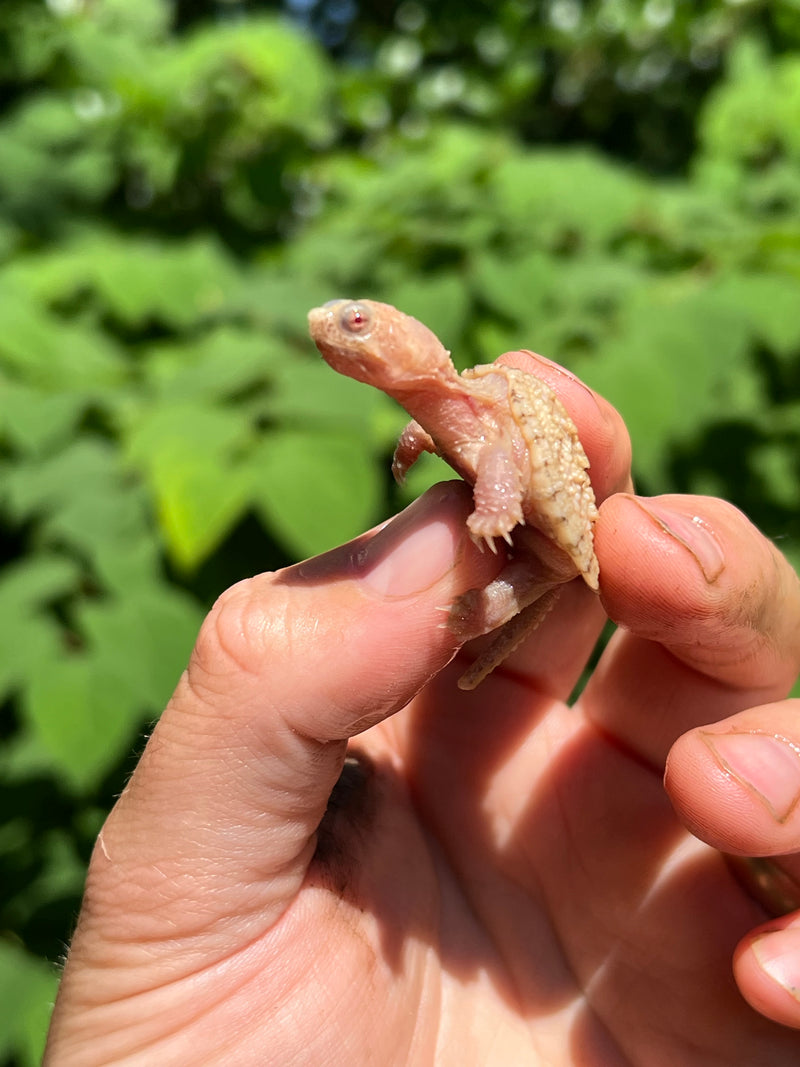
[0,2,798,1062]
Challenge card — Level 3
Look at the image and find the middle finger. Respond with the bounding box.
[581,493,800,769]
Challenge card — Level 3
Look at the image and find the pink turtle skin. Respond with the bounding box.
[309,298,599,689]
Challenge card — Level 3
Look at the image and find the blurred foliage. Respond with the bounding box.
[0,0,799,1061]
[293,0,800,172]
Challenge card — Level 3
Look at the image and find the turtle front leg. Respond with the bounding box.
[392,420,437,483]
[466,444,525,551]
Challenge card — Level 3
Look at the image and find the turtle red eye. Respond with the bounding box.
[339,302,372,334]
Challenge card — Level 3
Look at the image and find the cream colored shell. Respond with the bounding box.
[463,364,599,590]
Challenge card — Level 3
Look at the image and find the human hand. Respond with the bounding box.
[45,355,800,1065]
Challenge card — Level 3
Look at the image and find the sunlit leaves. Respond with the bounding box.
[254,428,384,557]
[711,272,800,358]
[1,2,800,1061]
[573,283,758,488]
[490,149,648,249]
[8,232,240,329]
[0,941,58,1067]
[384,273,470,353]
[700,39,800,176]
[23,585,200,792]
[0,284,124,389]
[24,654,146,793]
[0,94,117,224]
[163,18,334,145]
[126,402,253,570]
[0,556,78,706]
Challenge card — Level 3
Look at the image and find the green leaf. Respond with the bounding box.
[8,232,240,329]
[490,149,646,248]
[253,429,383,557]
[0,94,117,217]
[126,403,253,570]
[750,443,800,509]
[15,576,199,791]
[0,940,58,1067]
[397,451,456,505]
[77,586,201,710]
[0,3,64,81]
[0,556,75,704]
[232,270,337,333]
[700,44,800,171]
[0,379,86,454]
[92,236,240,328]
[267,356,383,429]
[164,18,334,143]
[0,284,125,390]
[64,0,170,89]
[23,653,143,792]
[471,251,641,365]
[3,440,157,583]
[0,555,78,613]
[575,283,757,487]
[712,272,800,357]
[89,0,170,40]
[145,325,280,404]
[2,439,117,521]
[0,722,66,783]
[471,249,555,323]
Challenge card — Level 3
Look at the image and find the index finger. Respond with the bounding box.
[581,493,800,767]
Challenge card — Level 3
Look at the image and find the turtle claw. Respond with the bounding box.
[469,531,486,553]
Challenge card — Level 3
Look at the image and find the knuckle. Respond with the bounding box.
[188,575,285,694]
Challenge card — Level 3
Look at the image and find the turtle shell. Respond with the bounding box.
[463,364,599,590]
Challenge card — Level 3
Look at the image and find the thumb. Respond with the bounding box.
[60,482,499,975]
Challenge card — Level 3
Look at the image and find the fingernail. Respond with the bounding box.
[702,731,800,821]
[752,930,800,1001]
[628,497,725,582]
[357,486,464,598]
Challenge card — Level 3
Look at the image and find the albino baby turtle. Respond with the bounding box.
[308,298,599,689]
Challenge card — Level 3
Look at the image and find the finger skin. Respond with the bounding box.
[590,492,800,861]
[586,492,800,1031]
[735,920,800,1029]
[583,493,800,767]
[665,697,800,1030]
[666,702,800,858]
[45,481,504,1058]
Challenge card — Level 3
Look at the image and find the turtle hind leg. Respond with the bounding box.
[448,560,558,641]
[457,588,561,690]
